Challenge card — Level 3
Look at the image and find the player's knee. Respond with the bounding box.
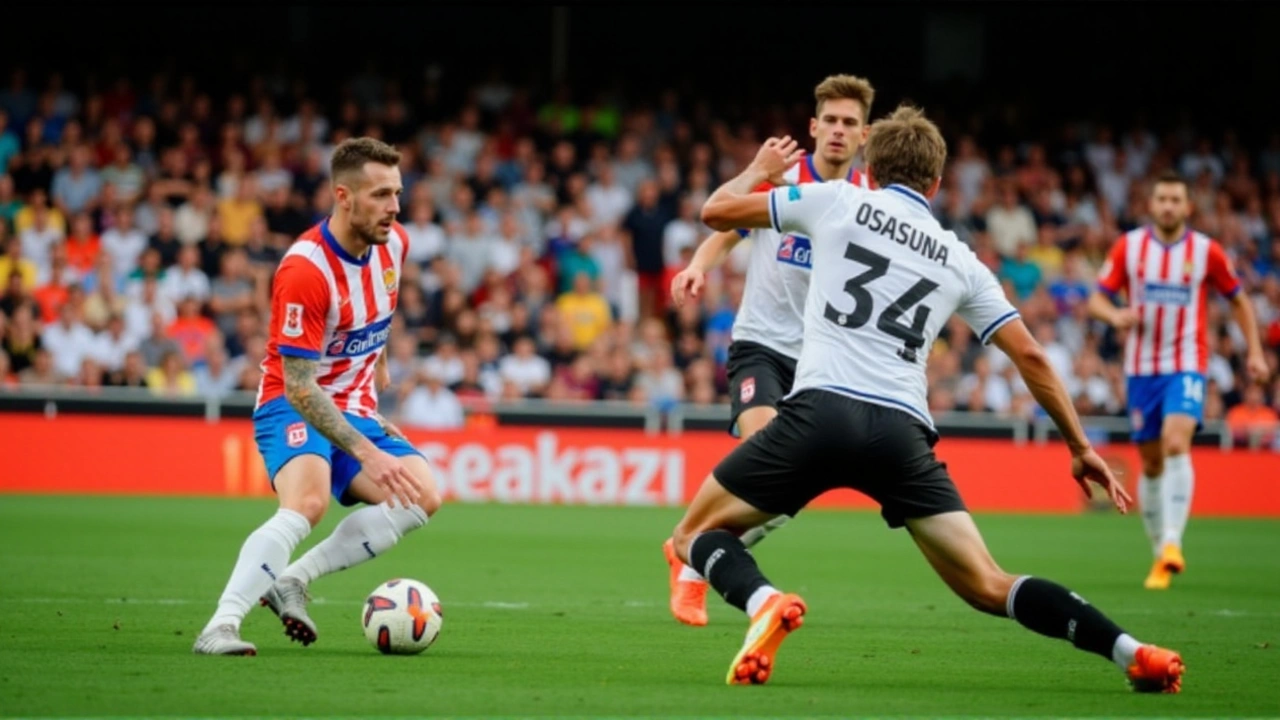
[1162,437,1190,458]
[957,569,1015,617]
[285,492,329,527]
[416,486,442,516]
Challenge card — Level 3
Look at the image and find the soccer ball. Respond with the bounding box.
[361,578,444,655]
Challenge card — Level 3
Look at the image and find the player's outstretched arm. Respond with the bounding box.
[990,319,1132,513]
[283,355,421,506]
[702,136,805,232]
[670,230,743,307]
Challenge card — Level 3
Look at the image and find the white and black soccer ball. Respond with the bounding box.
[361,578,444,655]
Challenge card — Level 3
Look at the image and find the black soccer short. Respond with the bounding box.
[725,340,798,437]
[713,388,967,528]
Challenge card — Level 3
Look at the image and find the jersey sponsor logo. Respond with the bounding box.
[326,315,393,358]
[286,421,308,448]
[740,376,756,403]
[1142,281,1192,306]
[776,234,813,269]
[787,185,802,201]
[282,303,304,338]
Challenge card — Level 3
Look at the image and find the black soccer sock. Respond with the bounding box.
[1008,576,1125,660]
[688,529,771,613]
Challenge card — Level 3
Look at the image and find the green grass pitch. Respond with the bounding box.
[0,495,1277,719]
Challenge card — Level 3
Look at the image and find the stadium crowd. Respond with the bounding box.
[0,69,1278,448]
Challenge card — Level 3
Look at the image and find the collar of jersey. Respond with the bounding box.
[1145,225,1190,248]
[885,184,931,212]
[806,155,858,183]
[320,217,372,267]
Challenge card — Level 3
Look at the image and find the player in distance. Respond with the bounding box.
[194,137,441,656]
[663,74,876,627]
[670,109,1185,693]
[1087,171,1268,590]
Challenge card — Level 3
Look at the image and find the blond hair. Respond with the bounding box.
[814,74,875,120]
[864,104,947,195]
[330,137,402,188]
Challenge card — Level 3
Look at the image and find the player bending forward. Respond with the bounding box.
[194,138,441,656]
[663,74,875,627]
[1087,171,1268,590]
[672,111,1185,692]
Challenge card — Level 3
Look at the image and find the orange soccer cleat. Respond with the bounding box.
[726,592,807,686]
[1127,644,1185,693]
[1144,543,1186,590]
[663,538,708,627]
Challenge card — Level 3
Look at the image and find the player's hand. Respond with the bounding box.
[671,266,706,308]
[1110,308,1140,330]
[1070,448,1131,514]
[751,136,805,186]
[1246,351,1271,385]
[361,449,422,509]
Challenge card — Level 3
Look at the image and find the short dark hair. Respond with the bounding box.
[1151,169,1189,194]
[330,137,402,188]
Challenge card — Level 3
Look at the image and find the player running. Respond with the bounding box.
[663,74,875,627]
[1088,171,1268,590]
[194,137,442,656]
[671,110,1185,693]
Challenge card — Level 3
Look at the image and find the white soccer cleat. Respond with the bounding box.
[192,624,257,656]
[260,576,318,646]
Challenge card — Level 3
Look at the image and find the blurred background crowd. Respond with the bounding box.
[1,62,1278,447]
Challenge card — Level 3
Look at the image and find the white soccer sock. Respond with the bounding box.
[280,502,429,586]
[1138,473,1164,556]
[1160,454,1195,549]
[205,508,312,633]
[678,564,705,582]
[746,585,781,618]
[1111,633,1143,671]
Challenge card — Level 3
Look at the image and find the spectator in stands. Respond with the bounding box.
[623,179,670,319]
[399,366,466,429]
[1225,383,1279,446]
[145,347,195,396]
[41,299,95,379]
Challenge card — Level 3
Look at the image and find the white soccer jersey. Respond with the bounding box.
[731,158,869,360]
[768,181,1020,430]
[256,219,408,418]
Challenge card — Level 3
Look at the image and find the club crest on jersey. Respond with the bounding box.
[282,303,304,338]
[286,422,308,448]
[382,267,397,294]
[776,235,813,269]
[325,315,393,358]
[741,377,755,403]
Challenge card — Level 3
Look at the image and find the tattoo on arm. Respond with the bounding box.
[283,355,371,458]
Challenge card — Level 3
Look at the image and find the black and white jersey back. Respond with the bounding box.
[766,180,1020,432]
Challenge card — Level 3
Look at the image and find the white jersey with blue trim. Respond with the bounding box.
[767,180,1019,429]
[731,158,869,360]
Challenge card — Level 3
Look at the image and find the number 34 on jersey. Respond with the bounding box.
[765,180,1020,430]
